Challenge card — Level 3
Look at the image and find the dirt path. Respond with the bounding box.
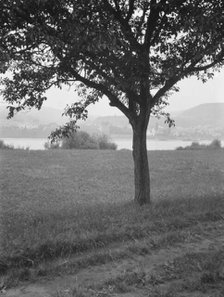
[2,224,224,297]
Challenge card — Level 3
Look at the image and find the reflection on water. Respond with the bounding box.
[1,137,219,151]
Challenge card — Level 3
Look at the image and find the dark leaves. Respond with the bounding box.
[1,0,224,127]
[49,120,78,143]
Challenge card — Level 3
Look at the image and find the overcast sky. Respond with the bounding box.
[1,68,224,116]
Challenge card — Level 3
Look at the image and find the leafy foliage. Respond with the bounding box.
[0,139,14,149]
[96,134,117,150]
[45,131,117,150]
[62,131,99,150]
[209,139,222,149]
[176,139,223,150]
[1,0,224,132]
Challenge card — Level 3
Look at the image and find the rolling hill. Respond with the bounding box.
[174,103,224,128]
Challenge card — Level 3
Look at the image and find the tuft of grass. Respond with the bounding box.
[55,286,87,297]
[147,249,224,296]
[88,249,224,297]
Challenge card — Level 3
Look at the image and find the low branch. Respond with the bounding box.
[70,68,132,120]
[152,76,180,107]
[192,58,224,72]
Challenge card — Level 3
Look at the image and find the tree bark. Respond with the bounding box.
[132,122,150,205]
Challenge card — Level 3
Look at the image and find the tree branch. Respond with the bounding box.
[152,76,180,107]
[192,60,223,72]
[102,0,141,50]
[184,40,224,74]
[69,68,133,120]
[135,3,148,39]
[126,0,135,21]
[82,55,141,106]
[152,44,224,107]
[113,0,120,13]
[144,0,162,49]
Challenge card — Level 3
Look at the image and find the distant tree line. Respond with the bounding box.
[0,139,29,150]
[45,131,117,150]
[176,139,223,151]
[0,139,14,149]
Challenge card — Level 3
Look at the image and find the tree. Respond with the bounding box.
[0,0,224,205]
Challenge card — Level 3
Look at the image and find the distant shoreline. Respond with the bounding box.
[1,134,223,141]
[1,137,223,151]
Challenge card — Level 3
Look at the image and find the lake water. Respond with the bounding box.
[1,137,219,151]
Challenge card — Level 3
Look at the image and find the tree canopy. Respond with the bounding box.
[1,0,224,204]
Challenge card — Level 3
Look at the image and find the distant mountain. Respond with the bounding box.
[174,103,224,128]
[84,103,224,140]
[0,103,224,139]
[92,103,224,128]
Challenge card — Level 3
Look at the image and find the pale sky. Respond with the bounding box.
[44,69,224,116]
[1,69,224,116]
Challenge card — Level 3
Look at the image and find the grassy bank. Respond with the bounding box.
[0,149,224,293]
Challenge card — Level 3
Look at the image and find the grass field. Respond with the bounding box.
[0,149,224,296]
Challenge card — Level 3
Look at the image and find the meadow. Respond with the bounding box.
[1,149,224,296]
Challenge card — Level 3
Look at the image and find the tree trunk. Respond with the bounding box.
[132,123,150,205]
